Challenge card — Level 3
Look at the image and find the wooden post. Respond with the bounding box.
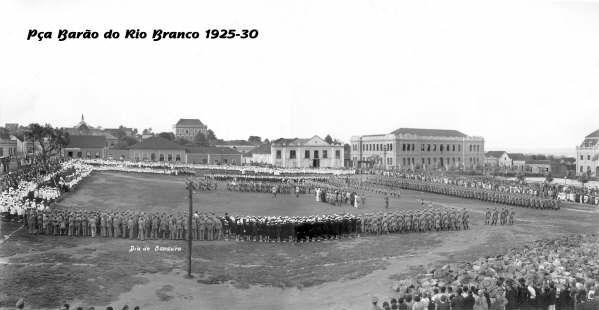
[186,181,193,278]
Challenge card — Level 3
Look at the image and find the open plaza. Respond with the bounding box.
[1,160,599,310]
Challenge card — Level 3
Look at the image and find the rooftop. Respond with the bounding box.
[508,153,526,161]
[175,119,206,127]
[65,135,106,149]
[485,151,507,158]
[246,143,272,155]
[390,128,467,138]
[527,159,551,165]
[130,136,186,150]
[585,129,599,138]
[186,146,240,155]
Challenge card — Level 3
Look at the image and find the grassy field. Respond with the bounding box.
[1,171,598,310]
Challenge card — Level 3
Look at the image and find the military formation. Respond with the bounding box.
[360,207,470,234]
[23,204,470,242]
[484,206,515,225]
[365,176,560,210]
[23,208,225,241]
[225,181,310,195]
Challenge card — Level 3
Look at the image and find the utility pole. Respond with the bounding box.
[185,179,195,278]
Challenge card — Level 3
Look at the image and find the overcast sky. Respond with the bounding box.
[1,0,598,154]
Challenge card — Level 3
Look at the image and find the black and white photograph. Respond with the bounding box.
[1,0,599,309]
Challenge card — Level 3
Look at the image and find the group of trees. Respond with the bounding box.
[23,123,70,164]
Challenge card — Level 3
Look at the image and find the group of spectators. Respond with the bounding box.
[79,158,354,176]
[371,234,599,310]
[0,160,90,222]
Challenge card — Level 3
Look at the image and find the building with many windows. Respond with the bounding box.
[271,136,344,168]
[63,135,108,159]
[576,129,599,177]
[173,119,208,140]
[186,146,242,165]
[129,136,187,162]
[350,128,485,170]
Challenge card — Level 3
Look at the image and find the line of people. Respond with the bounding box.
[364,176,561,210]
[484,207,515,225]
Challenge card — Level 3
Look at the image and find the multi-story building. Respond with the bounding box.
[350,128,485,170]
[173,119,208,140]
[271,136,344,168]
[576,129,599,177]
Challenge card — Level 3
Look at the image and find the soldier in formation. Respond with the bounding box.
[23,208,226,241]
[364,176,560,210]
[25,205,469,242]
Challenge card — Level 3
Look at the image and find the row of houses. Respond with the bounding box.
[484,151,577,176]
[63,136,243,165]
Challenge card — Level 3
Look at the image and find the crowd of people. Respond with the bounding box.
[0,160,91,222]
[11,299,142,310]
[24,204,471,242]
[364,176,561,210]
[80,158,354,176]
[372,171,599,207]
[372,234,599,310]
[484,207,515,226]
[24,207,225,241]
[224,180,309,196]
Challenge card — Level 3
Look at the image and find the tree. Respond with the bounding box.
[0,127,9,139]
[324,134,334,144]
[248,136,262,144]
[193,132,209,146]
[206,129,218,144]
[158,132,175,141]
[264,138,270,144]
[114,136,139,149]
[175,137,193,146]
[24,123,70,164]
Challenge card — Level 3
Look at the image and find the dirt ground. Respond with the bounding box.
[1,171,598,310]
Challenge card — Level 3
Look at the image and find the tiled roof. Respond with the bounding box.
[186,146,240,155]
[65,135,106,149]
[175,119,205,127]
[216,140,257,146]
[585,129,599,138]
[271,138,309,146]
[508,153,526,161]
[485,151,506,158]
[130,136,186,150]
[527,159,551,165]
[247,143,272,155]
[390,128,467,137]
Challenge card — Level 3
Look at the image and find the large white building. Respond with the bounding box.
[350,128,485,170]
[271,136,344,168]
[576,129,599,177]
[173,119,208,140]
